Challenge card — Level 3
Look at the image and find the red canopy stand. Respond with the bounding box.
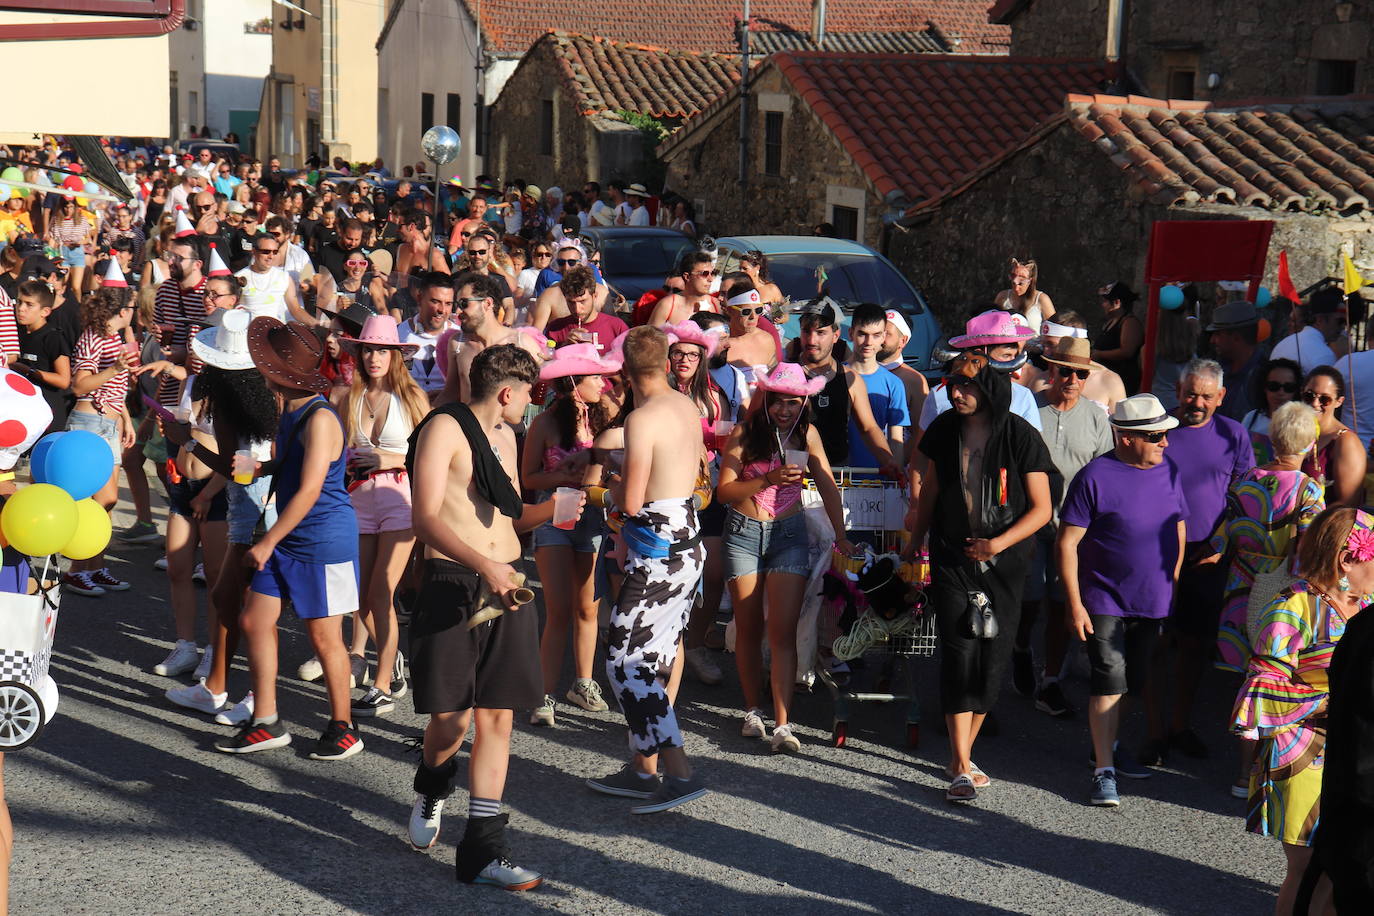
[1139,219,1274,392]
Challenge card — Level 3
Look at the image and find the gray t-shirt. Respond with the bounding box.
[1036,393,1114,517]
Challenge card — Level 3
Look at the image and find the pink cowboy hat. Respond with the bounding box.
[338,315,420,355]
[754,362,825,397]
[539,343,623,380]
[948,309,1035,348]
[665,320,719,358]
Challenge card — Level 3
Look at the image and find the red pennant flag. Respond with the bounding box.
[1277,250,1299,304]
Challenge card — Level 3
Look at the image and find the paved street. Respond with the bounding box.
[7,495,1280,915]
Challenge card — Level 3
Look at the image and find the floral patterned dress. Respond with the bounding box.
[1212,468,1325,673]
[1233,580,1363,846]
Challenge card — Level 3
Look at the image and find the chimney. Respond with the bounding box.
[811,0,827,48]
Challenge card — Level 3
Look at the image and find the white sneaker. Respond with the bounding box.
[770,723,802,754]
[193,645,213,682]
[741,708,768,739]
[297,656,324,682]
[154,640,201,677]
[154,556,169,571]
[685,646,723,685]
[529,694,555,726]
[214,692,255,726]
[409,794,445,850]
[473,856,542,891]
[166,679,228,715]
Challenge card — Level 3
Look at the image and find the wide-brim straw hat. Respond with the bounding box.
[1041,337,1106,373]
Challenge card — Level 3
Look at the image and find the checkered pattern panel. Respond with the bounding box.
[0,650,34,685]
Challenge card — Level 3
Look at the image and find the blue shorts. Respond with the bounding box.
[532,505,604,553]
[65,409,120,462]
[722,508,810,581]
[61,244,85,268]
[227,476,276,545]
[250,551,359,619]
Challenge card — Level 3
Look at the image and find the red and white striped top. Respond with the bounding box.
[49,216,89,247]
[154,277,207,405]
[0,286,20,360]
[73,330,133,415]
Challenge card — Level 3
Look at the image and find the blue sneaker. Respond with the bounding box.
[1090,771,1121,807]
[1088,742,1153,779]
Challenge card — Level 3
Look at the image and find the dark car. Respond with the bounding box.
[577,227,694,303]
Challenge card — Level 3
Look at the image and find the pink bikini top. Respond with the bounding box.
[544,439,594,472]
[744,457,801,516]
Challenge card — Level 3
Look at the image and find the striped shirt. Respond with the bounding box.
[0,286,19,360]
[154,277,207,406]
[49,216,88,247]
[73,330,132,415]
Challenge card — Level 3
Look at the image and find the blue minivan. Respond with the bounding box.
[713,236,943,373]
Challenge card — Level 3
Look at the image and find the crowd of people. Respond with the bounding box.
[0,137,1370,910]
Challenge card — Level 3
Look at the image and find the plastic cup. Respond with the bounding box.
[784,448,809,471]
[232,449,255,485]
[553,486,582,530]
[713,420,735,444]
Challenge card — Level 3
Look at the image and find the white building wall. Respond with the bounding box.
[167,3,205,140]
[202,0,273,141]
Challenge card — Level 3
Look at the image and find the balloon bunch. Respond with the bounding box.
[1,431,114,560]
[0,165,25,200]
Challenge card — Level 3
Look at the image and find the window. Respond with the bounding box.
[831,205,859,241]
[420,91,435,130]
[764,111,783,177]
[1167,68,1196,100]
[1316,59,1357,95]
[277,81,296,156]
[446,92,462,134]
[476,94,486,155]
[540,99,554,156]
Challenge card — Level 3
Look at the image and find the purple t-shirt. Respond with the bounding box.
[1060,452,1188,618]
[1162,414,1255,542]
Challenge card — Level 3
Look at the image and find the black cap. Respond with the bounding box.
[1098,280,1139,303]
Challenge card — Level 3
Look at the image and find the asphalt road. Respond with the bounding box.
[7,495,1281,915]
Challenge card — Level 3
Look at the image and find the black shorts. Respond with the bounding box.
[1086,614,1161,696]
[699,498,726,538]
[1168,557,1227,639]
[408,558,541,714]
[167,477,229,521]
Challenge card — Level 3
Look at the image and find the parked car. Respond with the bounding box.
[577,226,695,303]
[176,139,241,166]
[714,236,943,373]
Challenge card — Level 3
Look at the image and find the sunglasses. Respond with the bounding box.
[556,258,579,266]
[1266,380,1299,393]
[533,251,552,258]
[1140,430,1169,443]
[730,306,766,317]
[1056,366,1090,381]
[1302,390,1336,407]
[346,258,368,267]
[460,231,473,239]
[688,269,719,279]
[255,246,278,254]
[469,248,490,257]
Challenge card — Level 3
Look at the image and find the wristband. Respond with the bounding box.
[184,439,197,455]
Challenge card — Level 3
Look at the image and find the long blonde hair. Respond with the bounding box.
[341,345,429,445]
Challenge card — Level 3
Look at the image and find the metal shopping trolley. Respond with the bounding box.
[0,558,61,750]
[812,468,936,749]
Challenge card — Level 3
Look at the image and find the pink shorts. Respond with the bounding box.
[349,469,413,534]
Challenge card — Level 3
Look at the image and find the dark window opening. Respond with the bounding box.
[446,93,461,133]
[476,94,486,155]
[420,92,435,130]
[831,205,858,241]
[540,99,554,156]
[764,111,783,177]
[1316,59,1357,96]
[1167,69,1196,99]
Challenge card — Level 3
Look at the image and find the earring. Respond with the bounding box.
[1339,575,1351,592]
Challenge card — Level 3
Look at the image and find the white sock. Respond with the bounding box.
[1094,766,1114,777]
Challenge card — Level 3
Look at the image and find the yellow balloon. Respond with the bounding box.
[1,484,78,557]
[61,498,112,561]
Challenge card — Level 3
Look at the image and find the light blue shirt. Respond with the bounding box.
[918,379,1043,431]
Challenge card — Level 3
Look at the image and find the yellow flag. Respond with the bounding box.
[1344,255,1366,295]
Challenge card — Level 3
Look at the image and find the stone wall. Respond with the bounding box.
[660,66,884,243]
[1008,0,1373,101]
[488,45,594,191]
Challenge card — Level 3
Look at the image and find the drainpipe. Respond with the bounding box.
[812,0,827,47]
[1105,0,1129,88]
[322,0,338,152]
[738,0,750,198]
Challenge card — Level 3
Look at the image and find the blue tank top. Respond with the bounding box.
[274,396,358,563]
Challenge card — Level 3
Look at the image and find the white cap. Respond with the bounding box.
[884,308,911,340]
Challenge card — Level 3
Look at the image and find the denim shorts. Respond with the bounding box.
[722,507,810,581]
[61,244,85,269]
[167,477,229,521]
[227,476,277,545]
[65,409,120,462]
[532,504,604,553]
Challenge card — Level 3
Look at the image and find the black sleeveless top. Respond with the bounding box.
[810,368,851,466]
[1095,315,1142,395]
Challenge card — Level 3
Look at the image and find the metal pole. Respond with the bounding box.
[738,0,750,198]
[433,166,443,255]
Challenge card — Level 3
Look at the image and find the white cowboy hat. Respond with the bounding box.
[191,308,255,371]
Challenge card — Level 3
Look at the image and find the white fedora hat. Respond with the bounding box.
[191,308,255,371]
[1109,394,1180,433]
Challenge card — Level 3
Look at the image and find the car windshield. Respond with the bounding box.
[599,236,693,277]
[755,253,921,313]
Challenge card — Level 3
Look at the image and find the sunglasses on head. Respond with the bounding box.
[730,305,765,317]
[1266,380,1299,393]
[1056,366,1089,381]
[1302,390,1336,407]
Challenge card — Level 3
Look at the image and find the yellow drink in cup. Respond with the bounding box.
[232,449,255,485]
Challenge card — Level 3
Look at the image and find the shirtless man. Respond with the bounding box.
[877,308,930,436]
[586,326,710,814]
[395,211,450,279]
[1023,312,1127,411]
[716,283,780,371]
[529,242,610,330]
[438,272,545,406]
[406,344,571,891]
[646,251,718,326]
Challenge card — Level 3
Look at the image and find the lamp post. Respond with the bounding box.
[421,125,460,254]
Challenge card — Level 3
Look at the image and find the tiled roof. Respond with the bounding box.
[747,28,949,55]
[987,0,1031,24]
[751,53,1110,202]
[1069,94,1374,213]
[543,32,741,119]
[464,1,1008,55]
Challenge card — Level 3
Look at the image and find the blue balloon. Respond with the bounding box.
[43,429,113,501]
[1255,286,1272,308]
[1159,286,1185,310]
[28,432,64,484]
[83,180,100,196]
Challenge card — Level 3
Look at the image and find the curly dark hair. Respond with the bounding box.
[192,366,279,443]
[80,288,128,334]
[549,376,612,449]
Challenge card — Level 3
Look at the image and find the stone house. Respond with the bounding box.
[488,32,741,189]
[889,94,1374,329]
[657,53,1110,244]
[991,0,1372,101]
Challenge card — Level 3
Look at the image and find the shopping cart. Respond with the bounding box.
[0,558,61,750]
[812,468,935,749]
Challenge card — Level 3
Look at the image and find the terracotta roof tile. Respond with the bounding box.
[1069,95,1374,212]
[465,1,1008,55]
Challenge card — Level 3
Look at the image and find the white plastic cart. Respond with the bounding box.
[0,558,60,750]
